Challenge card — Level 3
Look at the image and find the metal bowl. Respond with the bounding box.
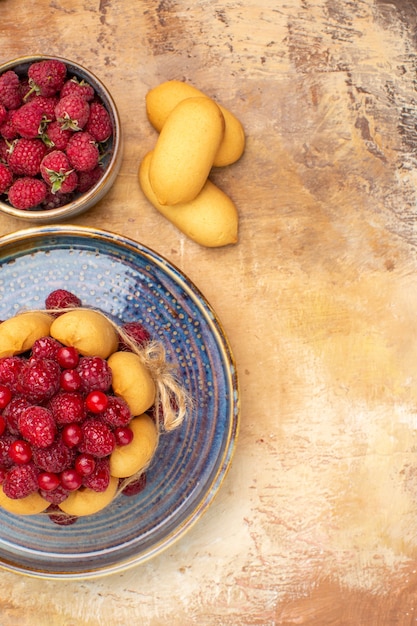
[0,55,123,223]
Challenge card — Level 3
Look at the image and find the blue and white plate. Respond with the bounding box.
[0,225,239,579]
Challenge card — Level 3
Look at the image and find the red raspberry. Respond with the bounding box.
[43,120,73,150]
[119,321,151,351]
[32,437,76,473]
[8,138,47,176]
[0,434,18,468]
[3,397,32,434]
[0,103,7,126]
[0,356,25,393]
[82,456,110,492]
[3,463,39,499]
[0,137,10,162]
[27,59,67,98]
[76,356,112,393]
[76,165,103,193]
[0,110,18,140]
[45,289,82,311]
[40,190,71,210]
[48,391,86,424]
[0,162,13,194]
[40,150,78,194]
[55,94,90,131]
[101,396,131,427]
[79,419,115,457]
[66,131,99,172]
[85,101,112,142]
[122,473,147,497]
[41,486,70,505]
[31,336,62,360]
[19,405,57,448]
[12,100,45,139]
[8,176,47,209]
[0,71,22,109]
[19,357,60,403]
[60,77,95,102]
[29,95,58,120]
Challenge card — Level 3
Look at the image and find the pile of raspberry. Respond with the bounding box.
[0,59,113,211]
[0,289,151,525]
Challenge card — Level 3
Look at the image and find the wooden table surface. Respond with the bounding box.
[1,0,417,623]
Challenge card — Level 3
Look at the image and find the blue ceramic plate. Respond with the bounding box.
[0,225,239,579]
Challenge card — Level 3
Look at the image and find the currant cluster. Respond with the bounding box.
[0,290,151,524]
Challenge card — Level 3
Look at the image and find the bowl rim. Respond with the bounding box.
[0,54,122,221]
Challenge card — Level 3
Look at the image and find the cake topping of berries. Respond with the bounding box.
[0,288,187,525]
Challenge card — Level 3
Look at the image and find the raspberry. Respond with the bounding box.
[48,391,86,424]
[8,176,47,209]
[85,101,112,142]
[31,336,62,360]
[55,94,90,131]
[0,162,13,194]
[0,103,7,126]
[29,95,58,120]
[19,357,60,404]
[3,397,32,434]
[32,437,75,473]
[8,138,47,176]
[40,150,78,194]
[3,463,38,499]
[27,59,67,98]
[12,100,45,139]
[19,405,57,448]
[66,131,99,172]
[76,165,103,193]
[45,289,82,311]
[43,120,73,150]
[82,456,110,492]
[60,77,95,102]
[122,473,147,497]
[0,71,22,109]
[0,110,18,140]
[119,321,151,351]
[101,396,131,427]
[0,356,25,393]
[79,419,115,457]
[0,137,10,162]
[40,190,71,210]
[0,434,17,468]
[76,356,112,393]
[41,486,70,505]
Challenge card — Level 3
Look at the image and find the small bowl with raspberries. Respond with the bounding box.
[0,55,122,222]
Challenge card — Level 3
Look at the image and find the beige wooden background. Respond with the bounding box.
[1,0,417,624]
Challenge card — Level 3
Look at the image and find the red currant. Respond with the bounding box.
[86,390,109,413]
[9,439,32,464]
[57,346,79,369]
[0,415,6,437]
[114,426,134,446]
[38,472,60,491]
[0,384,12,409]
[60,468,82,491]
[75,453,96,476]
[62,423,83,447]
[60,369,82,391]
